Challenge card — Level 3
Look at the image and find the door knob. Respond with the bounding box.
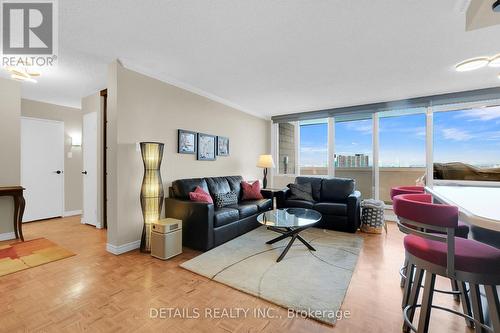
[82,171,88,175]
[54,170,63,174]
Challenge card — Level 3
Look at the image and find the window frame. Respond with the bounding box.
[273,99,500,192]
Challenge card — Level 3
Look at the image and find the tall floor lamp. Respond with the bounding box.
[257,154,275,189]
[140,142,164,253]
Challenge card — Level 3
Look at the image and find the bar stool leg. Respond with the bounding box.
[450,278,460,302]
[484,285,500,333]
[417,272,436,333]
[470,283,485,333]
[404,267,425,333]
[458,281,474,328]
[402,263,414,308]
[401,257,409,287]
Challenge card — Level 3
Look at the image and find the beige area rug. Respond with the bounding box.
[180,226,363,325]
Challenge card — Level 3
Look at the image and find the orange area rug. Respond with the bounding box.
[0,238,75,277]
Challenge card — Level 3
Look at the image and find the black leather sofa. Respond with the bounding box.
[165,176,272,251]
[276,177,361,233]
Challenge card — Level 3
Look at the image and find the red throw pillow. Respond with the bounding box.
[241,181,263,200]
[189,186,213,204]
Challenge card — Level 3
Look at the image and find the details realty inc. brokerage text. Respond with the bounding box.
[150,307,351,321]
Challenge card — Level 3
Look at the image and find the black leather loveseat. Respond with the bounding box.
[276,177,361,233]
[165,176,272,251]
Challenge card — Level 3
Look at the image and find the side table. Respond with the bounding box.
[0,186,26,241]
[261,188,286,209]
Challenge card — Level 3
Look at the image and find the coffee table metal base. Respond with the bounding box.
[266,226,316,262]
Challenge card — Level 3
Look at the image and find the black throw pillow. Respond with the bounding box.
[214,190,238,208]
[288,183,314,202]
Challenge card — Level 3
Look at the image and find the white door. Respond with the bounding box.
[82,112,99,227]
[21,117,64,222]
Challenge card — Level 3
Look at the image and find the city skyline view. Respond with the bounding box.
[298,106,500,168]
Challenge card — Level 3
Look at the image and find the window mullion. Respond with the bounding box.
[373,113,380,200]
[426,107,433,188]
[328,117,335,177]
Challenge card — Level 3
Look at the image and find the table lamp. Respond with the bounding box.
[257,154,275,189]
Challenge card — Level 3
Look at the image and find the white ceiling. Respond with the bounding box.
[2,0,500,118]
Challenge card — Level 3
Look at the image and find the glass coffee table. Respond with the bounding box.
[257,208,322,262]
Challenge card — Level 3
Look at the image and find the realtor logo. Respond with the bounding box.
[1,0,57,66]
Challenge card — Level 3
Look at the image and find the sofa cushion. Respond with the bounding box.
[313,202,347,216]
[228,203,259,219]
[288,183,314,202]
[214,207,240,227]
[189,186,213,203]
[321,178,355,202]
[214,191,238,208]
[205,177,231,197]
[242,199,272,212]
[283,199,314,209]
[241,181,264,200]
[226,176,244,199]
[172,178,209,199]
[295,177,322,201]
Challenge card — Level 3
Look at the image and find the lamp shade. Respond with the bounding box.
[139,142,164,253]
[257,154,275,168]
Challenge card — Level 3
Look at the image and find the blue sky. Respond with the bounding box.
[298,106,500,168]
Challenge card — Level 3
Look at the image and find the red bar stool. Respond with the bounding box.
[391,186,470,301]
[391,187,426,287]
[394,193,500,333]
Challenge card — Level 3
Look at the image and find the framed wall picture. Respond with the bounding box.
[217,136,229,156]
[178,129,197,154]
[197,133,216,161]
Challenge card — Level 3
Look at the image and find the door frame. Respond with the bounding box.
[100,89,107,229]
[20,116,65,221]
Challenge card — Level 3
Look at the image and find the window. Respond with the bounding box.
[278,122,296,174]
[433,106,500,182]
[379,109,426,203]
[273,100,500,200]
[335,115,373,197]
[299,119,328,175]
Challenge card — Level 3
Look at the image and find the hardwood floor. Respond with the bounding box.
[0,217,472,333]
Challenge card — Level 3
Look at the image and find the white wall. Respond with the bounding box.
[0,78,21,235]
[106,61,271,249]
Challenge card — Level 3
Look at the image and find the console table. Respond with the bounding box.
[0,186,25,241]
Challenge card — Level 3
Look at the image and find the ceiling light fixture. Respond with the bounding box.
[493,0,500,12]
[489,54,500,67]
[455,57,490,72]
[4,66,40,83]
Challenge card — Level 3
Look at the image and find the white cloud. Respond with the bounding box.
[441,128,474,141]
[455,106,500,121]
[344,120,372,135]
[300,147,327,153]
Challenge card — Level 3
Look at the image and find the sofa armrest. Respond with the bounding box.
[346,191,361,232]
[165,198,215,251]
[275,187,290,209]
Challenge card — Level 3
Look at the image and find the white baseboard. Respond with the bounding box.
[0,232,16,241]
[106,240,141,255]
[63,210,82,217]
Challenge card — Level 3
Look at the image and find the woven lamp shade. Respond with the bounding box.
[140,142,164,253]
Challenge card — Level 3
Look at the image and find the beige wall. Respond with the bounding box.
[21,99,83,213]
[0,78,21,235]
[106,61,270,247]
